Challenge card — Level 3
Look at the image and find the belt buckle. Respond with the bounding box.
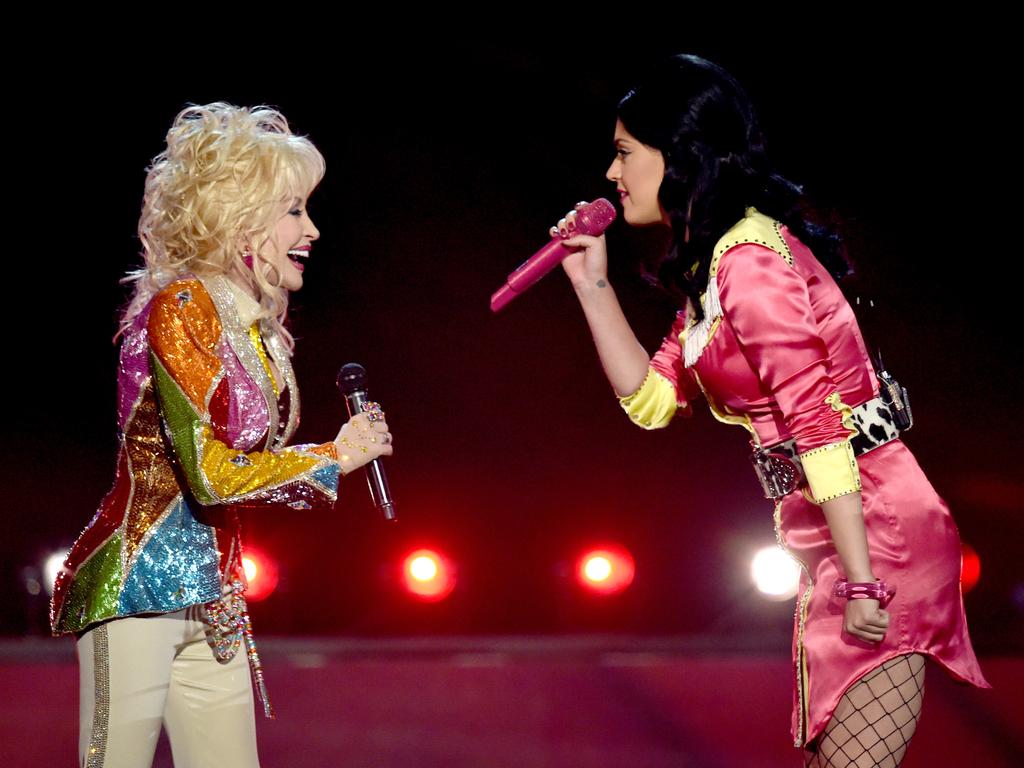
[750,446,800,501]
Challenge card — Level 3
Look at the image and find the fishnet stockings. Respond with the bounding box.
[803,653,926,768]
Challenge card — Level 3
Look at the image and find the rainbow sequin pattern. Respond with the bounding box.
[51,277,339,634]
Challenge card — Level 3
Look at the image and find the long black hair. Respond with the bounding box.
[618,54,848,317]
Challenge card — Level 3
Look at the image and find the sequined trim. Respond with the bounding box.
[248,325,280,398]
[199,276,280,447]
[204,368,226,420]
[263,327,299,448]
[85,624,110,767]
[772,501,814,747]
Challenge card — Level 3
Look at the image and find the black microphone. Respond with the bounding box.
[336,363,396,521]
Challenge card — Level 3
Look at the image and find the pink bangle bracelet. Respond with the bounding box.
[833,579,896,608]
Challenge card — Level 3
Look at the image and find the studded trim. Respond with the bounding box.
[84,624,110,767]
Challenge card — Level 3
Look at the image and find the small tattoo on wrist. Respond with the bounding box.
[596,279,607,288]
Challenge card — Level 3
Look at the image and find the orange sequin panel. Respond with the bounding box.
[304,442,339,460]
[147,280,222,410]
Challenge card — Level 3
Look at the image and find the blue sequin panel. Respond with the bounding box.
[311,464,340,494]
[119,498,222,614]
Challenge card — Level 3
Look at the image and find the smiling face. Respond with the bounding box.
[605,119,669,227]
[256,196,320,292]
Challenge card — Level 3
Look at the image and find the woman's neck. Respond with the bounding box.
[226,268,261,303]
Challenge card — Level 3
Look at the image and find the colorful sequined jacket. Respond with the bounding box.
[619,208,878,503]
[51,275,341,635]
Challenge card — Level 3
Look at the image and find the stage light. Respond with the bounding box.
[44,551,68,596]
[401,549,455,602]
[751,546,800,600]
[241,547,279,602]
[961,542,981,594]
[577,545,635,596]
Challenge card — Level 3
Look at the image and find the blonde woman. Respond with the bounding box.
[51,103,392,767]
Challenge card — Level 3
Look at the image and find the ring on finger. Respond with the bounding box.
[361,401,385,423]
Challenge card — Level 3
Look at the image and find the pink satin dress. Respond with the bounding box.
[640,210,990,747]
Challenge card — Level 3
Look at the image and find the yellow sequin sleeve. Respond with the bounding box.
[148,281,339,509]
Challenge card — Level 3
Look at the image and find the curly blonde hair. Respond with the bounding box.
[122,102,325,352]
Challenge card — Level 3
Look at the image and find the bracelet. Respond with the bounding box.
[833,579,896,608]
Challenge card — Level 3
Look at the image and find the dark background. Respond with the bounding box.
[5,36,1020,649]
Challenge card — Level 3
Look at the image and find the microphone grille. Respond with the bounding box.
[576,198,617,236]
[337,362,368,394]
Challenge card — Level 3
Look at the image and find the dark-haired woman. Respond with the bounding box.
[555,55,988,766]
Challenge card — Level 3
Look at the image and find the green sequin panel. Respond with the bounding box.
[61,534,123,633]
[150,353,213,503]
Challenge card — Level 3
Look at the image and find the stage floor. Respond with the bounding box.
[3,636,1020,767]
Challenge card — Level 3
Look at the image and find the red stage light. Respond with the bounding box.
[401,549,455,602]
[241,547,279,602]
[577,545,635,596]
[961,542,981,594]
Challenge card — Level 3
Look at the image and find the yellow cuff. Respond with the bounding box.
[799,440,861,503]
[619,368,678,430]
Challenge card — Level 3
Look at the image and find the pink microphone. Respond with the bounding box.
[490,198,617,312]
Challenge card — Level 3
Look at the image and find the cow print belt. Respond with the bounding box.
[752,395,909,501]
[770,395,905,464]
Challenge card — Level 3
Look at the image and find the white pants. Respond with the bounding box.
[76,607,260,768]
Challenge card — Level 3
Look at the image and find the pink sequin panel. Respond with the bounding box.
[216,339,270,451]
[117,308,153,432]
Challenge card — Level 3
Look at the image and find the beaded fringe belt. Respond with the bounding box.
[204,578,274,718]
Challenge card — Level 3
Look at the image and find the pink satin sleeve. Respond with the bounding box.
[650,311,696,409]
[716,244,850,453]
